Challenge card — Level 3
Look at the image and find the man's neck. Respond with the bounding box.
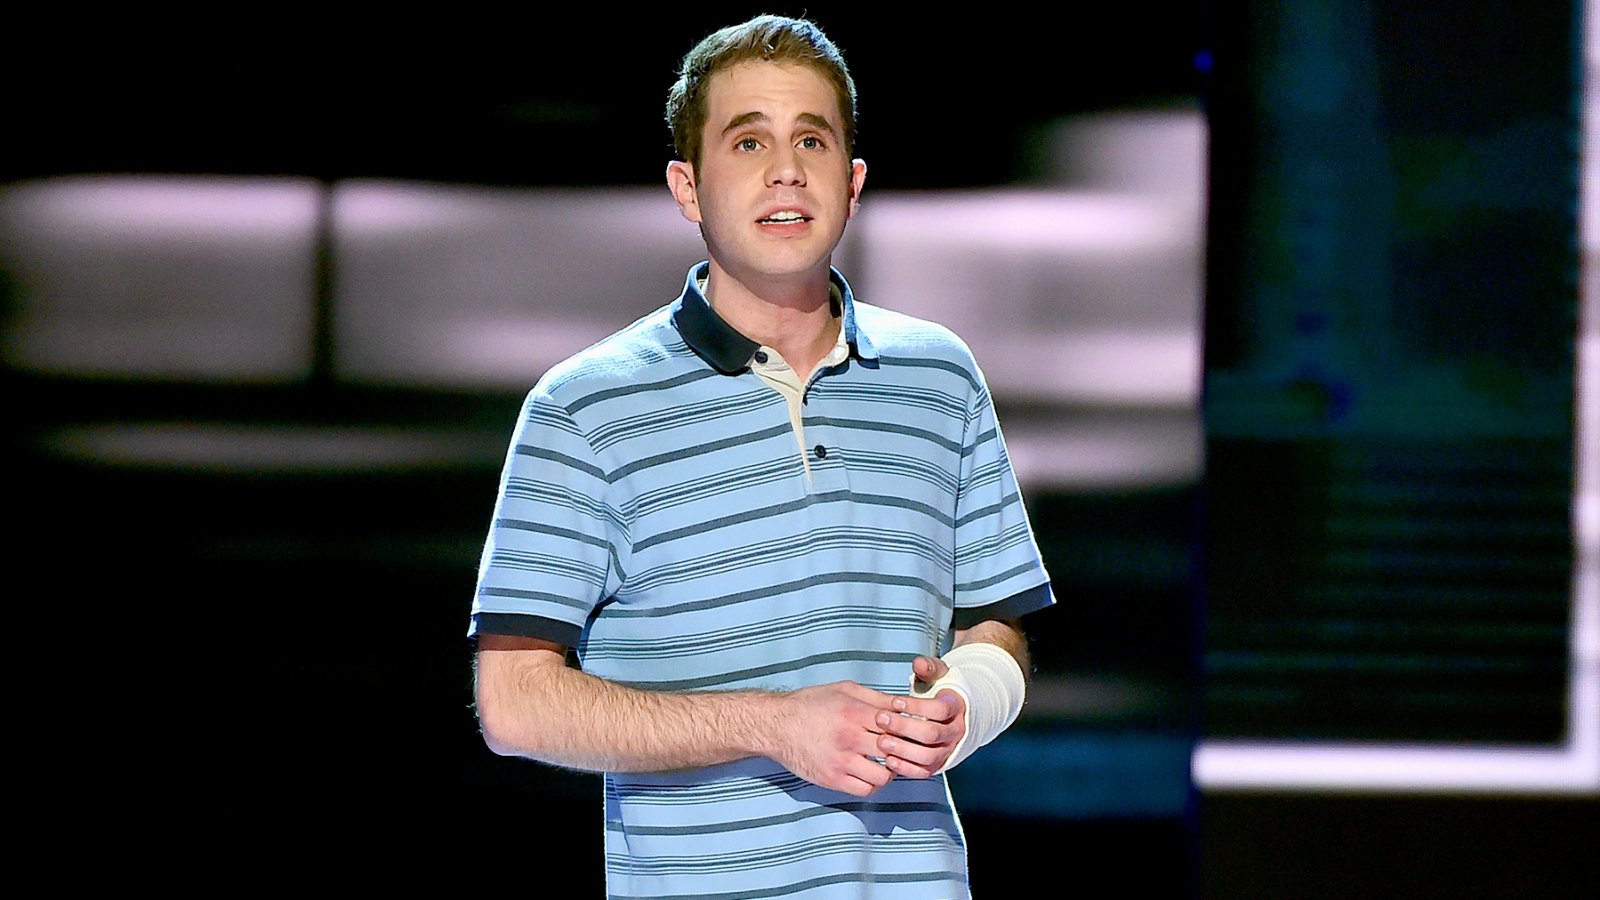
[703,261,841,380]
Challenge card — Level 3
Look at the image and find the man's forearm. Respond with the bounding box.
[951,618,1030,677]
[475,646,778,773]
[475,642,908,796]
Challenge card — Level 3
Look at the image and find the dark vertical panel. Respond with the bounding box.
[1203,0,1578,743]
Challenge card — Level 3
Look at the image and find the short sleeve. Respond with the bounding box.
[469,384,624,647]
[951,366,1055,630]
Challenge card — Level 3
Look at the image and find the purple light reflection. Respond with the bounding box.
[0,176,320,381]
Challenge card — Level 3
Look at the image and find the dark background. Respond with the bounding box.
[5,6,1205,188]
[7,2,1596,895]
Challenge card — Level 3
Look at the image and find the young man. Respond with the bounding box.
[471,15,1053,898]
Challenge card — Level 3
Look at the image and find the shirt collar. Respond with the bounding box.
[671,261,879,374]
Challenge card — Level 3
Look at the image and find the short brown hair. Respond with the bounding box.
[665,15,858,171]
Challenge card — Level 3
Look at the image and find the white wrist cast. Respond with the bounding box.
[908,642,1026,773]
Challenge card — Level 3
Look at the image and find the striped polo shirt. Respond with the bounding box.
[471,262,1054,899]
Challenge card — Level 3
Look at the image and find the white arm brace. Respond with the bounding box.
[908,641,1027,773]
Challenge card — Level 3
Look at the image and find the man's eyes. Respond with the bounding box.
[733,135,827,152]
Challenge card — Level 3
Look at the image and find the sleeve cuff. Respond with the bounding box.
[951,582,1055,630]
[469,613,582,648]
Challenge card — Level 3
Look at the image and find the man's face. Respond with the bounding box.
[668,61,866,289]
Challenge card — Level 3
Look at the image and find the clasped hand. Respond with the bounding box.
[770,655,967,797]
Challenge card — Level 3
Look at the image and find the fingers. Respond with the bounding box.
[877,724,952,780]
[869,681,969,781]
[799,753,894,797]
[882,751,939,780]
[888,690,963,725]
[910,655,949,693]
[876,731,949,767]
[844,755,895,794]
[913,655,950,683]
[778,680,969,795]
[817,750,895,797]
[837,680,900,710]
[774,682,910,796]
[826,683,901,741]
[823,743,898,796]
[876,708,956,747]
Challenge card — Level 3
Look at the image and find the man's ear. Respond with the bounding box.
[666,161,701,223]
[847,158,867,219]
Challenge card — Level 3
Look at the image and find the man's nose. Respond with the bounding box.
[766,145,805,186]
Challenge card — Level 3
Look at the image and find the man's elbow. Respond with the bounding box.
[480,730,527,759]
[476,696,525,758]
[473,636,568,758]
[473,659,543,758]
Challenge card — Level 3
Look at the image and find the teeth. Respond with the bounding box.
[761,211,806,223]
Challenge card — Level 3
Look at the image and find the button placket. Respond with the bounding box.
[749,346,815,482]
[803,386,849,493]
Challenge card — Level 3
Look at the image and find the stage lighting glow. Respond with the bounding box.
[330,181,707,387]
[39,423,502,473]
[0,176,320,381]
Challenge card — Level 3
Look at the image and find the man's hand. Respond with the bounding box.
[873,655,969,778]
[764,681,902,797]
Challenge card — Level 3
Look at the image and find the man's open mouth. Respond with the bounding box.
[757,211,811,224]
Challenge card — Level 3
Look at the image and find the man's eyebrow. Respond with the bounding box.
[721,111,768,135]
[719,111,841,138]
[796,112,840,137]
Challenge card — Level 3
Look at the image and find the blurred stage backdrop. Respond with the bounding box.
[4,2,1595,895]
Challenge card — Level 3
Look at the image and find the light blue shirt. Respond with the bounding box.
[471,262,1054,899]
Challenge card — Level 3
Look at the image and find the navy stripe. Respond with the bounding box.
[591,389,781,452]
[626,457,798,518]
[848,491,957,528]
[956,560,1046,593]
[875,354,983,393]
[512,443,607,481]
[477,585,593,612]
[606,571,951,617]
[608,871,965,900]
[610,422,795,482]
[633,491,957,555]
[568,368,721,413]
[625,532,951,595]
[960,426,999,459]
[611,770,810,803]
[805,415,963,455]
[609,832,959,876]
[585,607,933,658]
[605,801,953,837]
[619,650,915,691]
[955,492,1023,528]
[494,518,612,550]
[631,493,831,552]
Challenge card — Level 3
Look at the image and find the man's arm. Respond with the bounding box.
[474,633,910,797]
[871,618,1030,778]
